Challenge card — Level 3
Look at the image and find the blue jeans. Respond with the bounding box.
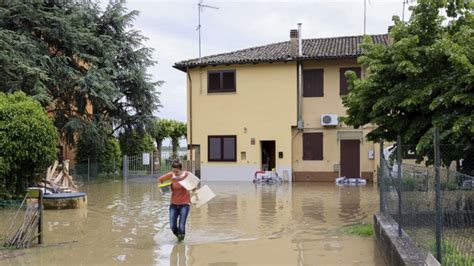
[169,204,190,236]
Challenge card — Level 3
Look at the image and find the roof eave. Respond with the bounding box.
[174,54,362,71]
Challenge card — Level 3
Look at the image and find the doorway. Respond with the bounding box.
[261,141,276,171]
[340,140,360,178]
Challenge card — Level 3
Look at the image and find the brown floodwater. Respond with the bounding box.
[0,178,386,265]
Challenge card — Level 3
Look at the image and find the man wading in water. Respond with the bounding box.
[158,160,192,241]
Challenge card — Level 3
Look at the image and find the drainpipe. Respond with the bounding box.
[297,23,304,130]
[187,67,193,167]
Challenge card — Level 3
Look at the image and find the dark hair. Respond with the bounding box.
[171,159,182,170]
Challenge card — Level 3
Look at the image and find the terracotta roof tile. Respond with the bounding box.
[174,34,389,71]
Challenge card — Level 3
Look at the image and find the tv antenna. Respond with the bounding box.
[402,0,416,21]
[363,0,372,35]
[197,1,219,64]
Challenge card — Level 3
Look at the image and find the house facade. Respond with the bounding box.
[174,31,388,182]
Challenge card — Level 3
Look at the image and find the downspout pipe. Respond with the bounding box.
[297,23,304,130]
[187,67,193,166]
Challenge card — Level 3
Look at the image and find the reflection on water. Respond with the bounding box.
[0,179,385,265]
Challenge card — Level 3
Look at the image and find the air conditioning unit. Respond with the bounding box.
[321,114,339,126]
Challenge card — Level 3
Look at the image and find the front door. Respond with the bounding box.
[261,141,276,171]
[340,140,360,178]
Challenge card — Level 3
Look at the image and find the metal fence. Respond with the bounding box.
[379,131,474,265]
[122,151,190,179]
[67,151,191,183]
[71,156,120,184]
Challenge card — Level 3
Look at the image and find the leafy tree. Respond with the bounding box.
[0,1,161,168]
[0,92,59,199]
[148,118,173,163]
[169,121,187,159]
[119,129,155,156]
[342,0,473,173]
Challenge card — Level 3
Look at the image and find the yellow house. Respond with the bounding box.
[174,30,388,182]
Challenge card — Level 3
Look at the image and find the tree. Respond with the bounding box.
[342,0,473,173]
[0,1,161,167]
[0,92,59,199]
[169,121,187,159]
[119,129,155,156]
[148,118,173,164]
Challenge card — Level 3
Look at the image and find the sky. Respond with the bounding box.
[105,0,414,145]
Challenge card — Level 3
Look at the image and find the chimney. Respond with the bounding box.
[290,29,298,57]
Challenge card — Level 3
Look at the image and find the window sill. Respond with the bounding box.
[207,91,237,95]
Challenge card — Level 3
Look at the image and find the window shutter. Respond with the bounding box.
[222,137,236,160]
[303,133,323,160]
[303,69,324,97]
[209,137,221,160]
[208,72,221,92]
[340,67,361,95]
[222,71,236,91]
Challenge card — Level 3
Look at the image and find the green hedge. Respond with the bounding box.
[0,92,58,199]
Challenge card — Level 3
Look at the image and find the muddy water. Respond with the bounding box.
[0,179,385,265]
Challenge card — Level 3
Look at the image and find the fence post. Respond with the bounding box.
[113,154,116,182]
[379,139,385,213]
[38,189,43,244]
[123,155,128,180]
[397,135,403,237]
[434,127,442,262]
[87,157,90,183]
[151,151,154,176]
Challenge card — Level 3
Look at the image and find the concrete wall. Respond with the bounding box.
[374,213,429,266]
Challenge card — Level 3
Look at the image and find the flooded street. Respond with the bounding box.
[1,179,385,265]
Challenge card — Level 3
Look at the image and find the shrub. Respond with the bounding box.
[76,136,122,174]
[0,92,58,199]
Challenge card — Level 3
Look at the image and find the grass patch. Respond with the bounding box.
[343,223,374,237]
[429,240,474,265]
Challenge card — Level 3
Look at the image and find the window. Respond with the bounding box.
[303,69,324,97]
[340,67,361,95]
[208,70,236,93]
[208,135,237,161]
[303,133,323,160]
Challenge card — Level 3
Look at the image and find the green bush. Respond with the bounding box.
[99,138,122,173]
[0,92,58,199]
[401,176,423,191]
[384,176,426,191]
[441,180,459,191]
[76,136,122,175]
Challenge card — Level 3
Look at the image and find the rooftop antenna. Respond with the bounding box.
[364,0,366,35]
[402,0,415,22]
[197,0,219,64]
[402,0,407,21]
[363,0,373,35]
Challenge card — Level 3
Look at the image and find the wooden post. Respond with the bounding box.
[38,189,43,244]
[27,188,43,245]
